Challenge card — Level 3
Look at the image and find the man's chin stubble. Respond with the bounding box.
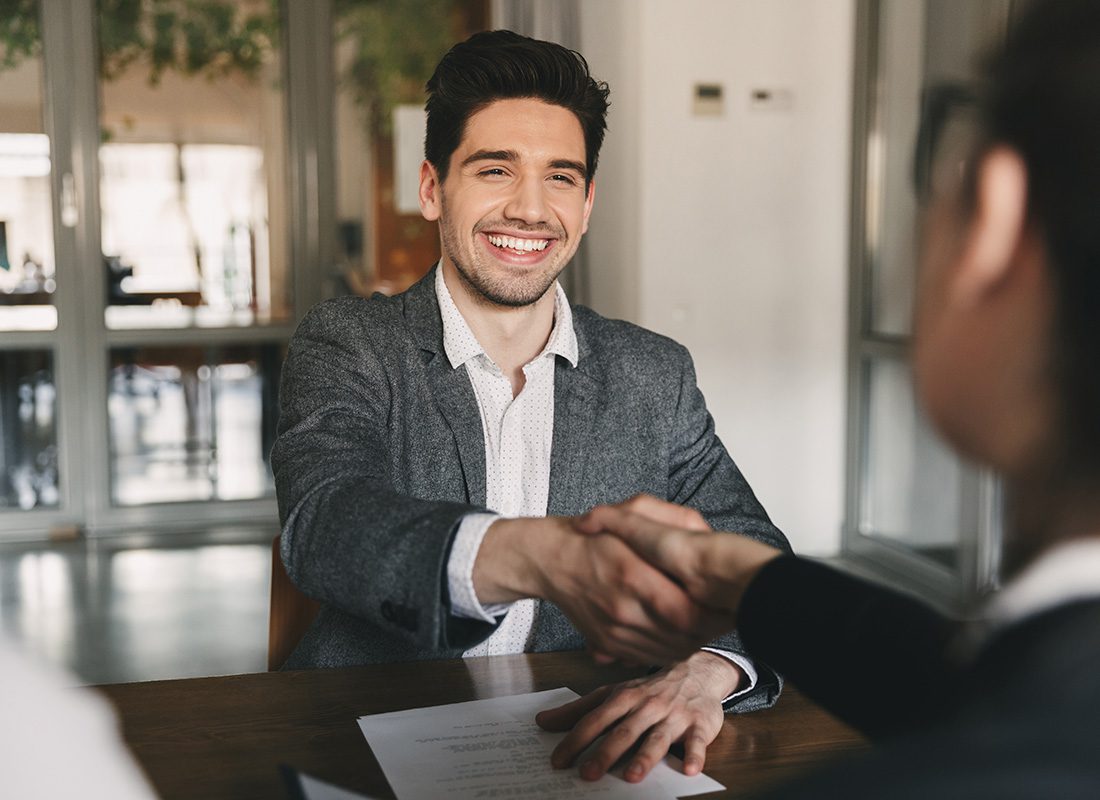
[453,258,561,309]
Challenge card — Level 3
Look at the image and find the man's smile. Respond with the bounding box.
[485,233,551,253]
[477,230,560,263]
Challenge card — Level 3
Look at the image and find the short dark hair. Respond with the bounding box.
[978,0,1100,477]
[424,30,610,187]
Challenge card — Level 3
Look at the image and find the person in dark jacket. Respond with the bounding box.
[539,1,1100,795]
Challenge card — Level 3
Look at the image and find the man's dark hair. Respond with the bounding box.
[424,30,610,188]
[979,0,1100,479]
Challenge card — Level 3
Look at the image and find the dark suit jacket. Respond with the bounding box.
[739,557,1100,798]
[271,268,789,712]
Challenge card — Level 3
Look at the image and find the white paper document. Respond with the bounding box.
[357,687,725,800]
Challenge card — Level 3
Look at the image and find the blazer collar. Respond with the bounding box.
[403,264,447,355]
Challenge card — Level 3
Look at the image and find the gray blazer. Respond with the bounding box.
[272,268,790,712]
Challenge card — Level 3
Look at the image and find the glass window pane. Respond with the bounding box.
[860,357,978,568]
[331,1,487,297]
[0,8,58,333]
[96,1,290,329]
[108,343,282,506]
[868,0,1010,337]
[867,0,923,338]
[0,350,59,510]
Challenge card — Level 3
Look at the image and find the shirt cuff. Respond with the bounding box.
[701,647,759,703]
[447,512,513,622]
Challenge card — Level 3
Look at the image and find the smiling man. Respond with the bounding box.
[272,30,789,781]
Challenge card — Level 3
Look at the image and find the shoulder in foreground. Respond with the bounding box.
[571,303,690,363]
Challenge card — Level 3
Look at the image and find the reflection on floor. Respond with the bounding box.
[0,527,275,685]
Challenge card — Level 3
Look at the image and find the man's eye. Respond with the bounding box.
[479,168,507,177]
[550,174,578,185]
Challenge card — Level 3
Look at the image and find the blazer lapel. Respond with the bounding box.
[539,342,599,654]
[546,326,599,517]
[424,356,487,507]
[528,311,602,653]
[405,267,487,507]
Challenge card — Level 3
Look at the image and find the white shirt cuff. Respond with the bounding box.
[447,512,514,622]
[701,647,759,703]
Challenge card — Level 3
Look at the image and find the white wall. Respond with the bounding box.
[581,0,854,555]
[577,0,641,323]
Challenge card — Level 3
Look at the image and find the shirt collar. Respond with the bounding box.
[984,537,1100,629]
[544,283,579,367]
[434,264,578,370]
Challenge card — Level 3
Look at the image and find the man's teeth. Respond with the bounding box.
[486,234,549,252]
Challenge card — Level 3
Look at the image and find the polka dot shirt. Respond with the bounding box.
[435,267,577,657]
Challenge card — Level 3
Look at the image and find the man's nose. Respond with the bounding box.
[502,174,549,224]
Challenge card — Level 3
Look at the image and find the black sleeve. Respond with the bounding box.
[738,557,959,739]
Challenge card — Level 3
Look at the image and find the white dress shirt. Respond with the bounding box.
[435,268,757,698]
[985,537,1100,630]
[438,266,575,655]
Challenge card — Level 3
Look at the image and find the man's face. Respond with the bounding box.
[912,183,971,446]
[419,98,595,307]
[913,144,1049,473]
[911,102,987,458]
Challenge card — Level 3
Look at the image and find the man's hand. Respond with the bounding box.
[473,516,732,665]
[536,651,739,781]
[575,495,783,616]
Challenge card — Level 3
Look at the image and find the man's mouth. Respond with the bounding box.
[485,233,552,254]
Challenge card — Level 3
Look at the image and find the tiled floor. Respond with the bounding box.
[0,526,275,685]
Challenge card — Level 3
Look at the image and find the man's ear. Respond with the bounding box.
[419,160,442,222]
[954,146,1029,304]
[581,179,596,235]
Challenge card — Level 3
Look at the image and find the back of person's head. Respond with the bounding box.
[981,0,1100,479]
[424,30,610,188]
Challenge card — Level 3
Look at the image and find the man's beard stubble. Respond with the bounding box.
[438,194,569,308]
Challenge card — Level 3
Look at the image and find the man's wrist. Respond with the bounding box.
[685,650,744,700]
[700,648,759,702]
[472,517,564,604]
[448,512,505,622]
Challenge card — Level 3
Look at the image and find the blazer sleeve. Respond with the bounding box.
[665,345,793,713]
[739,556,958,739]
[270,299,497,653]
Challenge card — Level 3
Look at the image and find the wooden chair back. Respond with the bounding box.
[268,535,321,671]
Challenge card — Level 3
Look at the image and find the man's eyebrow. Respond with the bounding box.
[549,159,587,177]
[461,149,518,167]
[460,150,587,178]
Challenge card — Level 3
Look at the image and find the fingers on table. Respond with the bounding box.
[547,686,638,769]
[680,726,712,776]
[551,689,688,781]
[621,720,715,782]
[535,685,613,733]
[620,722,677,782]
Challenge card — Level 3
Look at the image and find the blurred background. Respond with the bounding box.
[0,0,1015,684]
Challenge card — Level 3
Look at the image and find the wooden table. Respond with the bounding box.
[99,652,866,799]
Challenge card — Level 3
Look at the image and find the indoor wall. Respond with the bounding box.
[581,0,855,555]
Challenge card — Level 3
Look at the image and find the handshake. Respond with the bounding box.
[474,495,786,782]
[476,494,784,667]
